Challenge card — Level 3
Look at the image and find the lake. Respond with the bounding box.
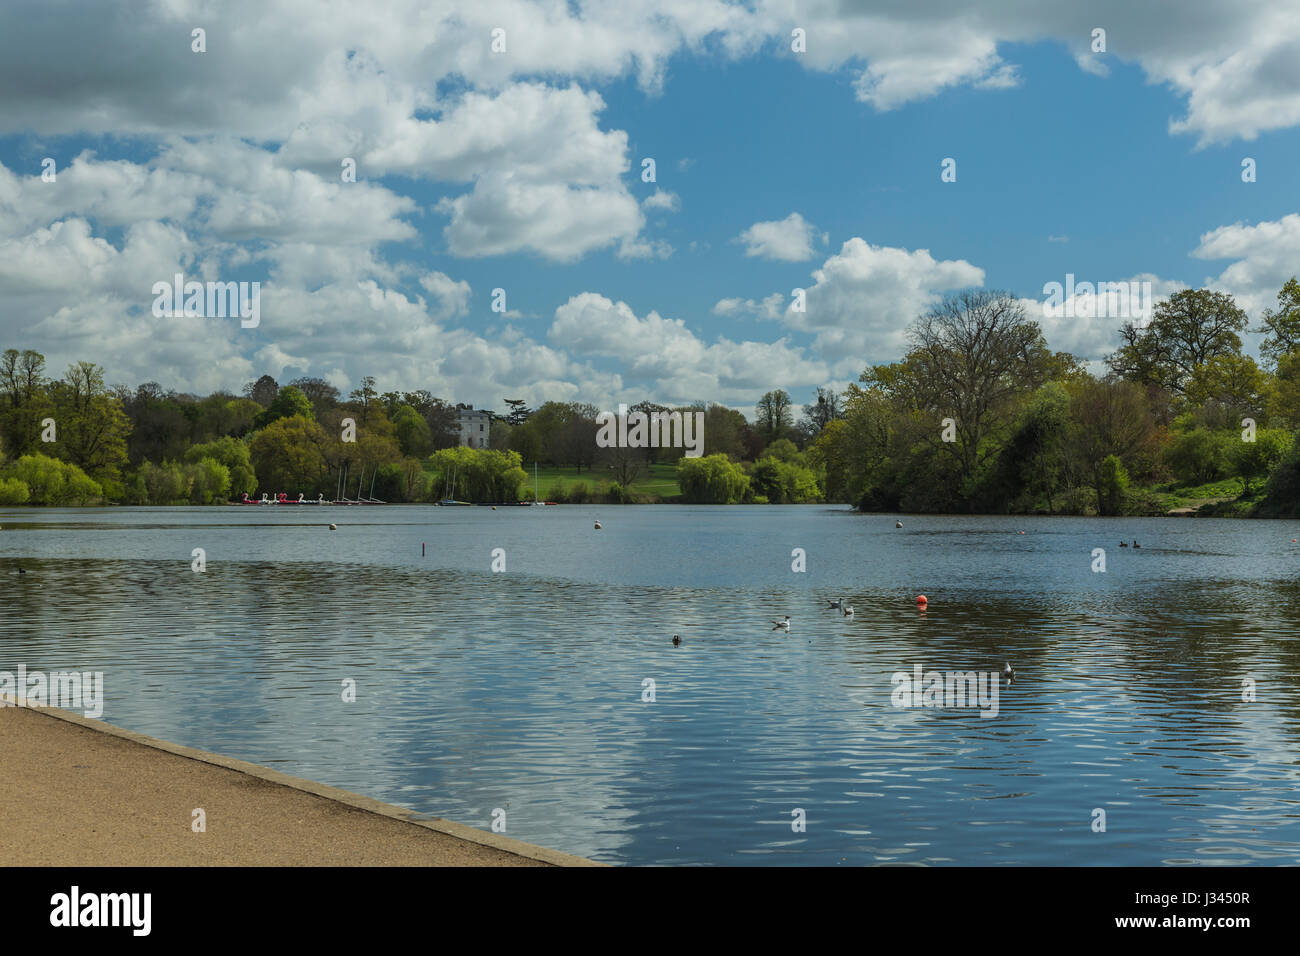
[2,505,1299,865]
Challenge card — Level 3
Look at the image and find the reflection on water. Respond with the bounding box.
[2,505,1299,865]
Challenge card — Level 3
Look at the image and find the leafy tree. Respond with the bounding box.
[392,404,434,459]
[185,437,256,496]
[1096,454,1129,516]
[1232,429,1293,496]
[1165,428,1232,484]
[249,415,329,491]
[755,389,793,444]
[254,385,314,429]
[1257,277,1300,368]
[676,454,749,503]
[48,362,130,492]
[6,453,101,505]
[1107,289,1248,393]
[243,374,279,407]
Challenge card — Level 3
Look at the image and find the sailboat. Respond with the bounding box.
[438,462,471,506]
[531,462,546,506]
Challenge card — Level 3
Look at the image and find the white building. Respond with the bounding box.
[457,405,492,448]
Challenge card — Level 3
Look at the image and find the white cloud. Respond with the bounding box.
[786,238,985,373]
[735,212,815,261]
[550,292,827,403]
[643,190,680,212]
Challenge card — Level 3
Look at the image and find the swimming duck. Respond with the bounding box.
[1133,540,1140,549]
[827,598,843,610]
[895,521,903,528]
[671,634,681,647]
[771,616,791,632]
[842,605,854,617]
[1002,662,1015,684]
[1119,541,1127,547]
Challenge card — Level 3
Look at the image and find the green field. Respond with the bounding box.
[529,463,681,500]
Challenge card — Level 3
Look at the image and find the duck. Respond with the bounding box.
[594,520,602,530]
[328,523,337,530]
[895,520,903,528]
[671,634,681,647]
[827,598,843,610]
[842,605,854,617]
[1119,541,1128,547]
[771,616,791,632]
[1133,540,1140,549]
[1002,662,1015,685]
[17,567,27,575]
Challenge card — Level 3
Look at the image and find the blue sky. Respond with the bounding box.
[1,1,1298,414]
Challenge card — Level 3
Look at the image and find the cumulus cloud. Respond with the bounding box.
[550,292,828,404]
[784,238,985,373]
[735,212,816,261]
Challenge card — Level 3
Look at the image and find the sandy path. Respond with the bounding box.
[0,701,598,866]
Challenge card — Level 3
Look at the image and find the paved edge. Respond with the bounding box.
[2,694,606,867]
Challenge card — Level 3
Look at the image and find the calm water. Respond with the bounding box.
[2,505,1299,865]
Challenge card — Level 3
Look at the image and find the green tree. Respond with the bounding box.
[677,454,750,503]
[1257,277,1300,368]
[1232,429,1292,496]
[254,385,314,429]
[185,436,257,495]
[1107,289,1248,393]
[249,415,329,491]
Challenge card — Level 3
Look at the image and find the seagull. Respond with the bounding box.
[771,616,791,632]
[1002,662,1015,685]
[842,605,854,617]
[671,634,681,647]
[827,598,843,610]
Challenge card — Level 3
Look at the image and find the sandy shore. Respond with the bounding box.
[0,699,599,866]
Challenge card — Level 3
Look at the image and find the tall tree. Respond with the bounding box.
[755,389,793,444]
[1107,289,1248,393]
[1257,277,1300,368]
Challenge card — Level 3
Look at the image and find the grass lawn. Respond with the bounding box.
[530,463,681,499]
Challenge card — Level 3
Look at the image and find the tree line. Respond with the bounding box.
[3,276,1299,511]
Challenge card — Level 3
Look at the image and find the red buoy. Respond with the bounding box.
[916,594,928,606]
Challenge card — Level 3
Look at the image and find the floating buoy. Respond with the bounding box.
[915,594,928,606]
[329,523,337,530]
[1018,530,1025,535]
[895,521,903,528]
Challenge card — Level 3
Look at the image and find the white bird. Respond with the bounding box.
[771,615,791,631]
[1002,662,1015,684]
[842,605,854,617]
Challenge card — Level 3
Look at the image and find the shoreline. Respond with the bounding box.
[0,697,602,867]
